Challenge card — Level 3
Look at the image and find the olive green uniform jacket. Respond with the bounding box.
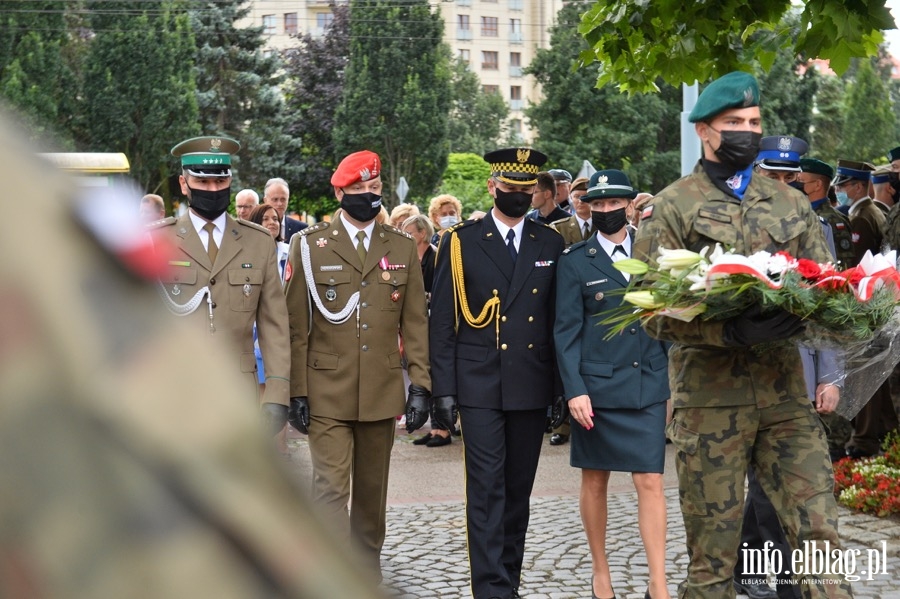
[150,213,291,406]
[551,215,594,247]
[284,221,430,421]
[848,197,886,264]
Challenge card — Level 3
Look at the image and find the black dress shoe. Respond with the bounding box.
[426,433,452,447]
[412,433,432,445]
[846,446,877,460]
[734,579,777,599]
[549,433,569,446]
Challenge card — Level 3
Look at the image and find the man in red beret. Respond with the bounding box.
[284,150,431,582]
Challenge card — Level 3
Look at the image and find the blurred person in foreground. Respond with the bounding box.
[554,169,671,599]
[634,71,851,599]
[0,111,385,599]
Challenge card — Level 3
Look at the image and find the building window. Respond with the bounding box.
[509,18,522,43]
[284,13,298,35]
[481,51,498,70]
[483,85,500,94]
[510,86,523,110]
[262,14,276,35]
[459,49,471,64]
[481,16,498,37]
[510,52,521,67]
[509,0,523,10]
[317,12,333,29]
[457,14,472,40]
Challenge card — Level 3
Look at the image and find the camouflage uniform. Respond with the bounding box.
[0,114,385,599]
[813,202,854,270]
[882,201,900,252]
[634,164,852,599]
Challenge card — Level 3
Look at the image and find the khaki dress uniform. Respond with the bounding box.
[848,197,886,265]
[284,219,430,573]
[149,213,291,406]
[635,165,852,598]
[813,201,855,269]
[551,214,594,247]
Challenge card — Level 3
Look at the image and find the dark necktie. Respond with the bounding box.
[506,229,517,263]
[613,244,627,257]
[203,222,218,265]
[582,222,591,240]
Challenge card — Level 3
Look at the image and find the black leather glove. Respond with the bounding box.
[288,396,310,434]
[261,402,288,436]
[405,384,430,433]
[722,305,805,347]
[548,395,568,430]
[431,395,458,432]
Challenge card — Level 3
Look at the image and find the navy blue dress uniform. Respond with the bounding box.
[429,147,564,599]
[149,137,291,422]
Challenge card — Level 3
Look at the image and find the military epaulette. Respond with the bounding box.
[550,215,572,227]
[145,216,176,229]
[380,223,412,238]
[236,219,271,235]
[300,221,330,236]
[562,239,588,254]
[451,218,477,232]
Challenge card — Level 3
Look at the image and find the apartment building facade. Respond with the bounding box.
[242,0,562,142]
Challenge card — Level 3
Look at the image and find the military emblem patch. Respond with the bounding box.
[641,205,654,221]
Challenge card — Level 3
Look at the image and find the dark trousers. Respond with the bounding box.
[734,468,802,599]
[459,406,547,599]
[848,379,898,455]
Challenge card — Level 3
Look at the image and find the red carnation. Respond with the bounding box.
[796,259,822,280]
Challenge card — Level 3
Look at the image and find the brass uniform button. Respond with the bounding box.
[501,343,508,350]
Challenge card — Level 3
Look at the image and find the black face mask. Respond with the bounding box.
[710,128,762,171]
[188,185,231,220]
[494,187,532,218]
[788,181,806,193]
[340,191,382,222]
[591,207,629,235]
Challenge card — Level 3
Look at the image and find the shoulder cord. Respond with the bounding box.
[449,231,500,347]
[156,284,209,316]
[301,234,359,324]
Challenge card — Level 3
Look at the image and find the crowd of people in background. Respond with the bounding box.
[137,69,900,599]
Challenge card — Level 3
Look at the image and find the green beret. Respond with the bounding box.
[688,71,760,123]
[800,158,834,180]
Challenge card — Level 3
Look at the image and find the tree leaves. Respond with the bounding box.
[579,0,895,92]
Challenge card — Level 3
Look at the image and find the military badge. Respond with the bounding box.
[317,238,328,247]
[641,205,654,221]
[325,288,337,302]
[171,284,181,296]
[391,289,400,302]
[243,284,252,297]
[778,137,792,151]
[516,148,530,163]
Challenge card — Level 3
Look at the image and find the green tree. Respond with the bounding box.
[839,58,895,162]
[190,0,301,191]
[525,2,680,193]
[447,58,509,155]
[82,1,199,194]
[436,152,493,215]
[0,1,81,145]
[810,75,846,164]
[334,0,451,209]
[757,47,819,140]
[282,2,350,217]
[579,1,894,93]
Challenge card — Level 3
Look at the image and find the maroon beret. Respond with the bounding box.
[331,150,382,188]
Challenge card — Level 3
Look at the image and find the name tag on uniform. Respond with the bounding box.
[534,260,555,267]
[320,265,343,271]
[586,279,607,286]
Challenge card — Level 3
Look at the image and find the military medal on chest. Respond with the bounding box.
[378,256,406,302]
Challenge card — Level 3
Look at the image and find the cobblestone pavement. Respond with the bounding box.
[286,429,900,599]
[379,491,900,599]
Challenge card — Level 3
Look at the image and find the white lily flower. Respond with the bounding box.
[657,247,704,272]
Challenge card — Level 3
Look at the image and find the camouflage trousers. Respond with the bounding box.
[667,398,853,599]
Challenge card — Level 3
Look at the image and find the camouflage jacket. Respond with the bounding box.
[884,201,900,252]
[633,163,832,409]
[813,201,854,269]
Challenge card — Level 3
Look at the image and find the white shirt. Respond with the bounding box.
[340,213,376,252]
[596,233,632,281]
[490,209,524,253]
[575,215,592,238]
[189,210,226,252]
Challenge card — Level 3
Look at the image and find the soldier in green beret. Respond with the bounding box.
[634,71,852,598]
[798,159,855,270]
